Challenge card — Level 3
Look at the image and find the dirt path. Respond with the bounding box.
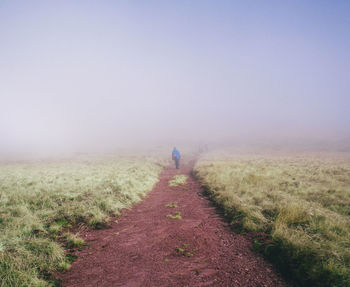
[59,162,288,287]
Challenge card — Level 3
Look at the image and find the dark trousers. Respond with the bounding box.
[175,159,180,169]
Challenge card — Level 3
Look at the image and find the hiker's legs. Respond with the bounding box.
[175,159,179,169]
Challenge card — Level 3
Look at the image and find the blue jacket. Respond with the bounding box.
[172,149,180,160]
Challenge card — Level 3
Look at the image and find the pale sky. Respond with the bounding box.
[1,1,349,154]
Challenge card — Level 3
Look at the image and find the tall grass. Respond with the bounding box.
[0,156,162,286]
[194,151,350,287]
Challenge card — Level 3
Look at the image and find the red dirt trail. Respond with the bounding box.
[59,162,288,287]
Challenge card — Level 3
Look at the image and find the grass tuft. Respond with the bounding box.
[169,175,187,186]
[63,233,85,248]
[58,262,71,271]
[176,247,184,253]
[166,211,182,220]
[165,202,178,208]
[175,245,195,258]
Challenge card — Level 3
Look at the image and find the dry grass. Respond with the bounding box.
[165,202,178,208]
[166,211,182,220]
[0,156,162,286]
[169,175,187,187]
[195,150,350,287]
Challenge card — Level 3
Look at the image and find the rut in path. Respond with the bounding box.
[59,162,288,287]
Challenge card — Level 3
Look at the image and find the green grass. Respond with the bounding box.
[176,247,185,253]
[63,233,85,248]
[166,211,182,220]
[175,244,195,258]
[0,156,162,286]
[194,151,350,287]
[165,202,178,208]
[169,175,187,186]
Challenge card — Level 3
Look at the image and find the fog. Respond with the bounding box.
[1,1,350,157]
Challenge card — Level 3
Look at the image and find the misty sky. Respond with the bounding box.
[1,1,349,153]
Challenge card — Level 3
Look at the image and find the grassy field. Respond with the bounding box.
[194,150,350,287]
[0,155,163,286]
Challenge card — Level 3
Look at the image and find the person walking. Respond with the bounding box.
[172,147,180,169]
